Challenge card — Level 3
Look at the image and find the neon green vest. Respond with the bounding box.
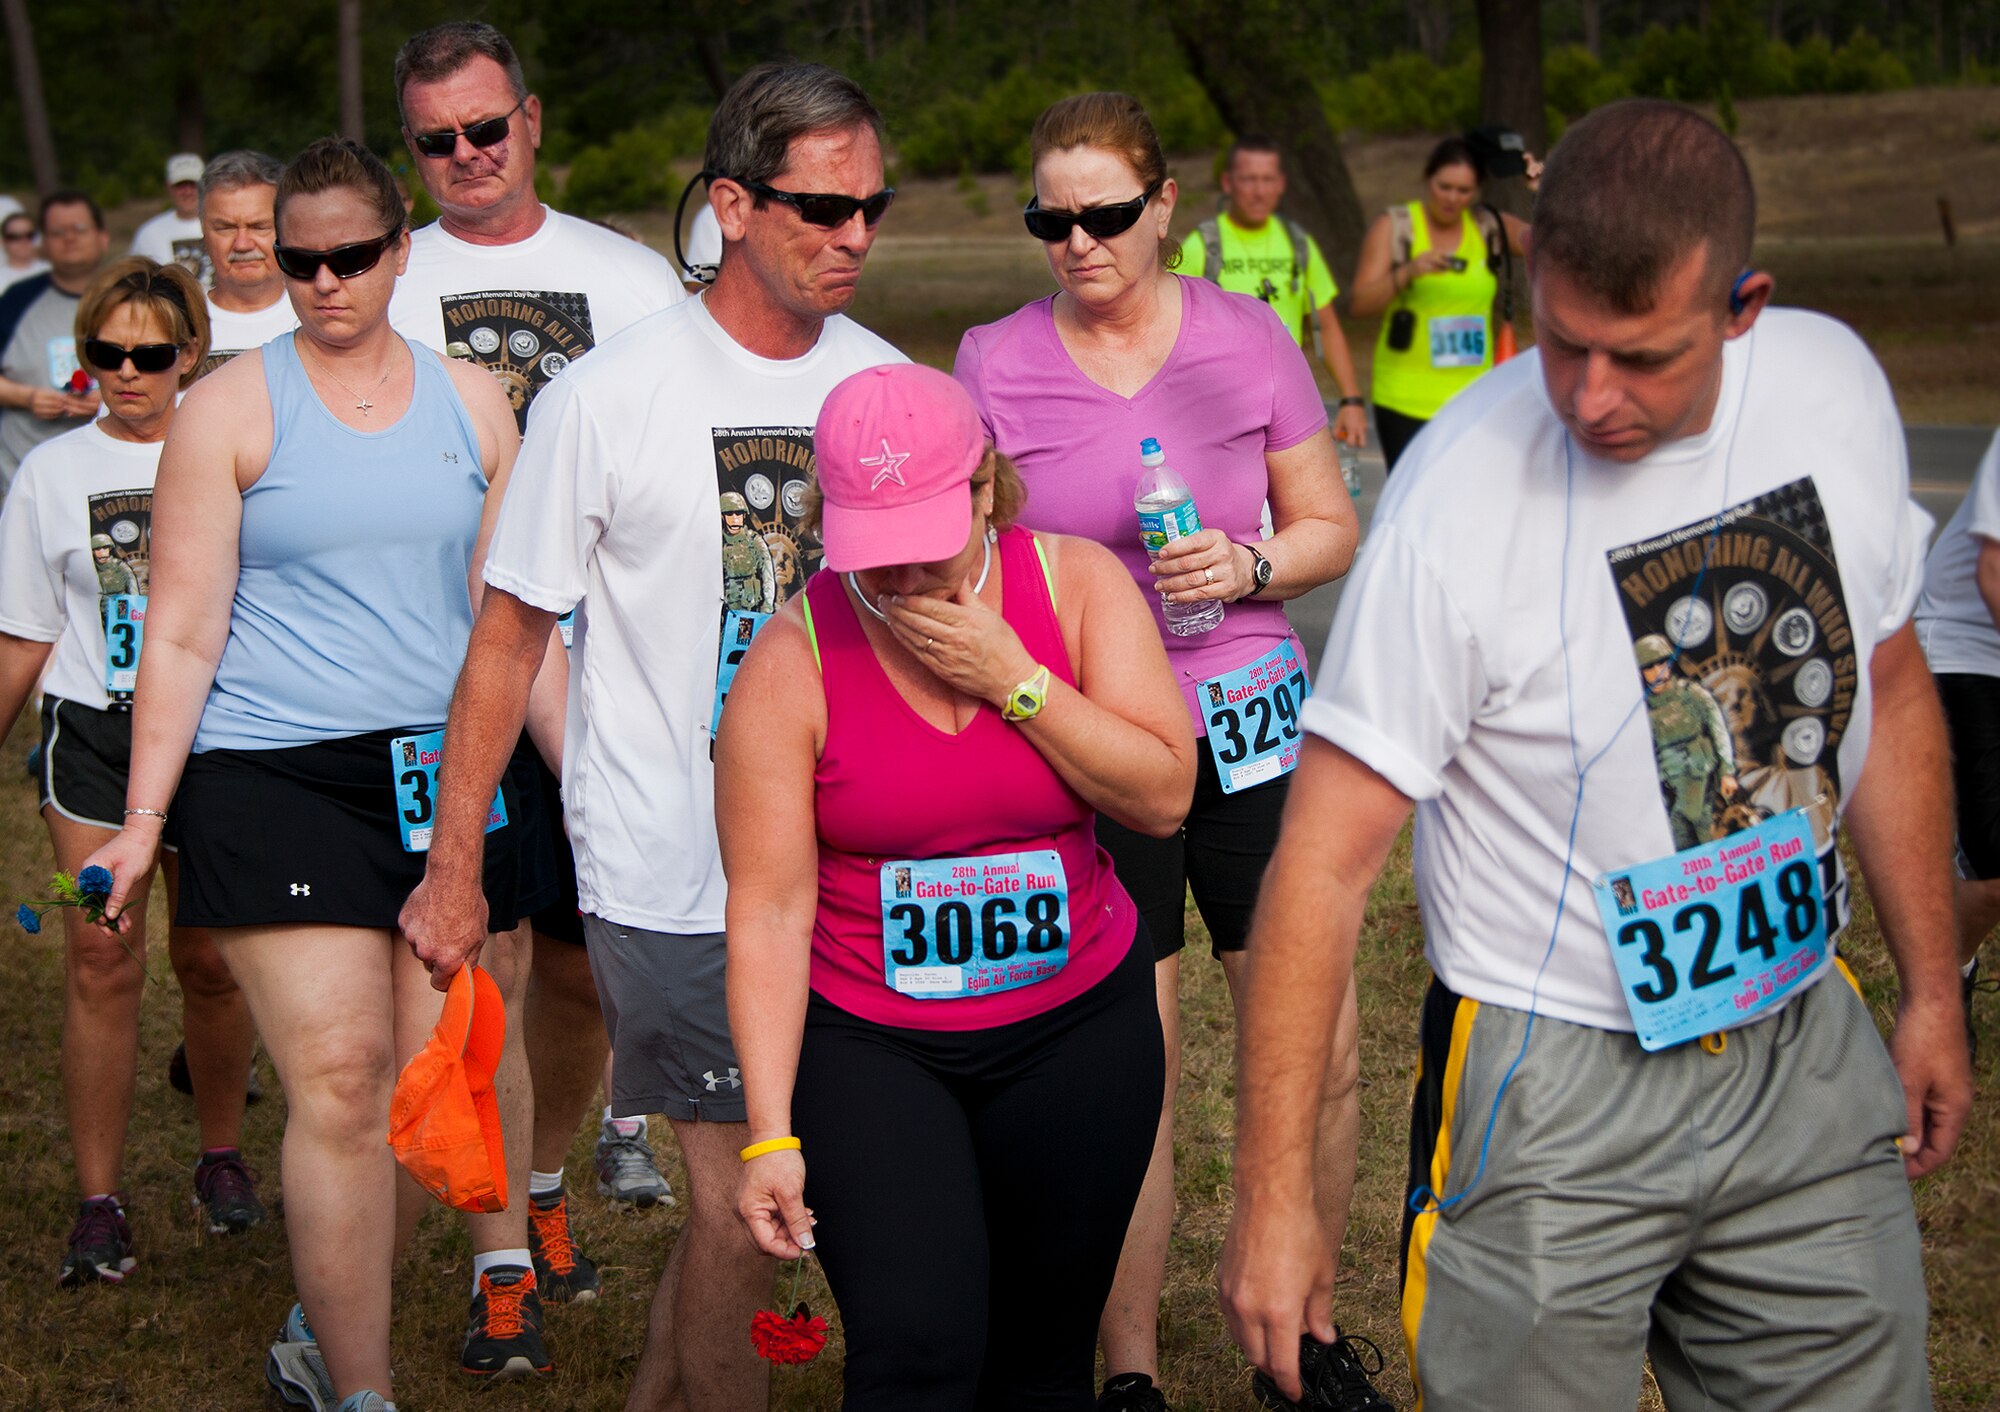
[1372,202,1499,421]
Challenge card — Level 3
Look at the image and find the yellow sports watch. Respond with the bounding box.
[1002,665,1052,723]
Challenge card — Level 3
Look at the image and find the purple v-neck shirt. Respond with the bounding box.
[954,275,1327,729]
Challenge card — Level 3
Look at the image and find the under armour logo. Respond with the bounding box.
[442,450,459,464]
[702,1067,742,1091]
[289,883,310,897]
[858,438,909,491]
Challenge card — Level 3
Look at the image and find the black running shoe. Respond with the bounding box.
[460,1265,552,1379]
[1099,1370,1171,1410]
[527,1187,601,1302]
[1252,1329,1394,1411]
[59,1195,136,1287]
[193,1148,266,1234]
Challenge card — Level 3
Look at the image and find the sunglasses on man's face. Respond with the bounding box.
[741,179,896,229]
[84,339,181,374]
[1022,184,1161,244]
[273,228,402,282]
[410,98,527,159]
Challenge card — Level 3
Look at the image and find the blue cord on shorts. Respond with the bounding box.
[1407,340,1753,1218]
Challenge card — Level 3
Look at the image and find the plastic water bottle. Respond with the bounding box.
[1337,439,1362,500]
[1134,436,1223,637]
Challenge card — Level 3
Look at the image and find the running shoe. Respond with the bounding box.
[594,1119,674,1208]
[335,1393,393,1412]
[527,1186,601,1302]
[267,1302,334,1412]
[460,1265,552,1379]
[193,1148,266,1234]
[1098,1370,1171,1410]
[168,1041,264,1104]
[58,1195,135,1287]
[1251,1329,1394,1412]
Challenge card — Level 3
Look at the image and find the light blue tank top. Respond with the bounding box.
[193,332,488,752]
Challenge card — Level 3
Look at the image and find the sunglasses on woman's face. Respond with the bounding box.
[84,339,181,374]
[1022,184,1161,243]
[410,98,526,158]
[273,228,402,282]
[742,179,897,229]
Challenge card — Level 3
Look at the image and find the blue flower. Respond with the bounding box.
[78,866,113,897]
[16,904,40,935]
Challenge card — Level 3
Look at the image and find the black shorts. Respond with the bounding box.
[1938,673,2000,879]
[1374,403,1428,472]
[507,744,583,942]
[169,726,520,933]
[39,696,176,844]
[1094,745,1290,961]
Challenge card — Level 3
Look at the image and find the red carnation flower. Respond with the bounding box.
[66,368,92,394]
[750,1303,828,1365]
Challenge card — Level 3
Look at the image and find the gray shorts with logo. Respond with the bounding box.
[580,916,744,1124]
[1402,967,1929,1412]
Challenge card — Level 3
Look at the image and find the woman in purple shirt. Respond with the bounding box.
[954,93,1383,1411]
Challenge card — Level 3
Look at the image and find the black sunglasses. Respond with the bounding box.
[411,98,527,159]
[2,227,34,242]
[740,178,896,229]
[1022,184,1161,243]
[84,339,181,374]
[273,227,403,282]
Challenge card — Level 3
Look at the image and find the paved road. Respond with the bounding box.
[1286,422,1994,675]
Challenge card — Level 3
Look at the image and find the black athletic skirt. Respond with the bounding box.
[170,726,521,933]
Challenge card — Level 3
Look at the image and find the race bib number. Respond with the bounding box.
[1428,315,1485,369]
[101,593,145,697]
[1199,640,1309,794]
[1591,809,1828,1051]
[390,730,507,853]
[712,608,772,734]
[879,850,1071,999]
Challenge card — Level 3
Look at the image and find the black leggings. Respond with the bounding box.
[792,933,1162,1411]
[1374,403,1429,472]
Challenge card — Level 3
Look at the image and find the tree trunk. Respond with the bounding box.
[338,0,363,142]
[1410,0,1451,63]
[1475,0,1546,216]
[2,0,59,193]
[1583,0,1602,57]
[1768,0,1783,43]
[1166,0,1367,294]
[695,32,731,102]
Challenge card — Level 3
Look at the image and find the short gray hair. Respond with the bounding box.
[394,21,528,126]
[703,63,882,190]
[198,150,283,217]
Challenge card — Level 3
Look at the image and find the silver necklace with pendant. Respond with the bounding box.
[303,342,395,416]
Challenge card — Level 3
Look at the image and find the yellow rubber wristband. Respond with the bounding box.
[739,1136,803,1163]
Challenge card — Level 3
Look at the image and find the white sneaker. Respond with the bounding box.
[593,1119,674,1208]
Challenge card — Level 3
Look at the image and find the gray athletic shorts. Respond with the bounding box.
[580,915,745,1124]
[1401,965,1928,1412]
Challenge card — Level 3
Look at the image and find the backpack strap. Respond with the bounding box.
[1195,218,1224,285]
[1282,218,1312,298]
[1387,204,1415,267]
[1477,201,1514,320]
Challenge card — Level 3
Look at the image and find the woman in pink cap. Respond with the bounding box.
[720,361,1195,1408]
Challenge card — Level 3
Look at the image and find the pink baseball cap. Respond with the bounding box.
[814,363,987,573]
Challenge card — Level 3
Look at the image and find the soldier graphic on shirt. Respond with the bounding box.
[720,492,776,614]
[1636,633,1740,849]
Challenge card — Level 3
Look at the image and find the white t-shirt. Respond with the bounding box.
[1915,431,2000,677]
[129,209,207,279]
[482,299,905,932]
[683,204,721,279]
[0,259,48,295]
[200,292,298,378]
[389,207,684,431]
[0,421,164,710]
[1306,308,1930,1031]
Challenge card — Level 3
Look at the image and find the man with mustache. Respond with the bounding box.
[197,151,297,378]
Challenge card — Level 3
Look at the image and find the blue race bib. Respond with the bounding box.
[1199,639,1310,794]
[879,850,1071,999]
[390,730,507,853]
[1591,808,1829,1051]
[712,608,772,734]
[101,593,145,697]
[1428,315,1485,369]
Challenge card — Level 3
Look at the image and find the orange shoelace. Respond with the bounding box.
[477,1269,533,1338]
[528,1198,578,1273]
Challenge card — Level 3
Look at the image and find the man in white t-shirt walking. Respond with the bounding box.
[1222,100,1971,1411]
[196,151,296,377]
[401,61,902,1409]
[129,153,208,280]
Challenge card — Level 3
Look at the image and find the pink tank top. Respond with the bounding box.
[804,525,1138,1029]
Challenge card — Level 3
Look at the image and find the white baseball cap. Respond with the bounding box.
[165,153,205,186]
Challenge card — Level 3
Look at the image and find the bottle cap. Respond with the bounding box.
[1139,436,1162,459]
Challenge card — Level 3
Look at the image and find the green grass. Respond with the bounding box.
[3,707,1993,1408]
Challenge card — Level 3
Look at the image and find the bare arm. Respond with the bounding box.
[1841,621,1973,1177]
[882,534,1196,835]
[0,631,53,731]
[1316,307,1368,447]
[1154,429,1359,606]
[1220,737,1413,1400]
[719,608,823,1259]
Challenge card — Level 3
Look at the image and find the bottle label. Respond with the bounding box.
[1138,498,1202,554]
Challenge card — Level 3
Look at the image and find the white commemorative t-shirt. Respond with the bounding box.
[1307,308,1930,1031]
[199,293,298,379]
[130,209,207,281]
[0,421,164,710]
[482,299,905,932]
[1915,430,2000,677]
[389,207,684,432]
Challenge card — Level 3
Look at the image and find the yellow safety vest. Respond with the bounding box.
[1372,202,1499,421]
